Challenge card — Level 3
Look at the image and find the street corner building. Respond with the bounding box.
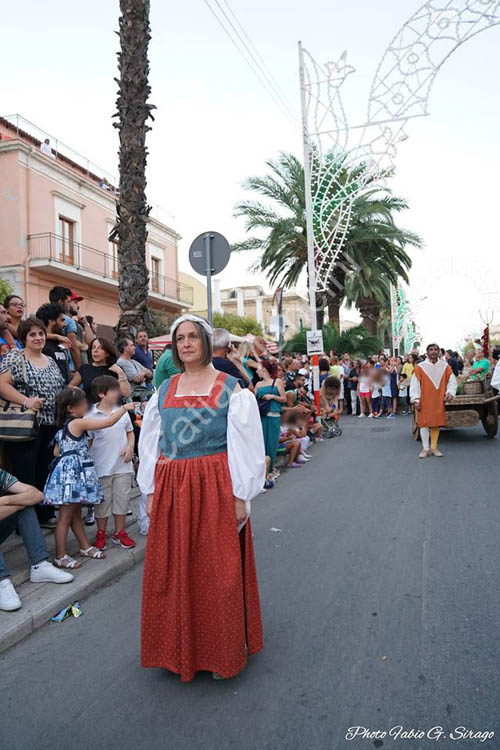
[0,114,193,328]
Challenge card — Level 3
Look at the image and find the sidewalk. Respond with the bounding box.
[0,485,146,654]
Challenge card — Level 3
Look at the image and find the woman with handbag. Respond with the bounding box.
[0,317,66,527]
[255,359,286,482]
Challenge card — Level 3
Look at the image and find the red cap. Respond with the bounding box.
[70,291,83,302]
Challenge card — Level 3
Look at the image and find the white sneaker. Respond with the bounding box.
[30,560,74,584]
[358,413,365,418]
[0,578,22,611]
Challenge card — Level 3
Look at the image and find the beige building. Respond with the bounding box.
[178,271,207,317]
[219,285,310,338]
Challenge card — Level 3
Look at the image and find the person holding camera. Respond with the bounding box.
[212,328,252,389]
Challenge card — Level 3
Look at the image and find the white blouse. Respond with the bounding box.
[137,389,266,517]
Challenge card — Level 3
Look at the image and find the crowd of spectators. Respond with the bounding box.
[1,296,499,612]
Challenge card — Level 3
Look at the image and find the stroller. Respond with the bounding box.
[321,413,342,438]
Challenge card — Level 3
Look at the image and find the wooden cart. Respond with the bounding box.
[412,385,499,440]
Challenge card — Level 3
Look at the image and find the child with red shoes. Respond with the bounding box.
[87,375,136,551]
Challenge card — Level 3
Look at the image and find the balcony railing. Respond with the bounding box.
[27,233,193,306]
[2,114,176,228]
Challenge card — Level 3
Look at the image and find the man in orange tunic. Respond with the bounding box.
[410,343,457,458]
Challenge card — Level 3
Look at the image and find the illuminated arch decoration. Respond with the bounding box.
[300,0,500,293]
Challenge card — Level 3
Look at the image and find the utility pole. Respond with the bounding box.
[299,41,318,336]
[299,40,321,415]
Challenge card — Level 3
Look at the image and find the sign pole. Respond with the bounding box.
[277,288,284,363]
[204,233,213,325]
[299,41,321,416]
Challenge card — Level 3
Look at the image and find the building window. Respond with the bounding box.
[110,240,119,279]
[58,216,75,264]
[151,257,161,293]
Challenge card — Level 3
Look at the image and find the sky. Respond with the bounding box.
[2,0,500,347]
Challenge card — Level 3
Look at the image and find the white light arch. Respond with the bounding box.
[300,0,500,294]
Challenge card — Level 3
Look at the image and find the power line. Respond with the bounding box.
[202,0,299,130]
[217,0,299,122]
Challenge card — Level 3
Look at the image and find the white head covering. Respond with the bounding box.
[170,314,213,338]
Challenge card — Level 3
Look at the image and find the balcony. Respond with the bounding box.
[1,114,176,228]
[27,233,193,307]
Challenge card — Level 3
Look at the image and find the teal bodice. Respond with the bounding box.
[257,383,282,414]
[157,372,238,460]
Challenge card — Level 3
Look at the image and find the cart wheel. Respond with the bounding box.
[412,409,420,441]
[481,400,498,438]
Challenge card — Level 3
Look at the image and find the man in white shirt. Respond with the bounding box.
[491,356,500,391]
[40,138,56,159]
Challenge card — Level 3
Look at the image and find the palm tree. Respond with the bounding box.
[284,323,380,356]
[233,152,420,331]
[111,0,155,336]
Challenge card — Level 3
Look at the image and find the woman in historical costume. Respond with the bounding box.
[137,315,266,682]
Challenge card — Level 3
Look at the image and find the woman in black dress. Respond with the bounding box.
[69,337,131,401]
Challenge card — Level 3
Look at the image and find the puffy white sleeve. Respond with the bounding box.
[227,389,266,517]
[137,392,161,496]
[446,371,457,397]
[409,372,421,402]
[491,363,500,391]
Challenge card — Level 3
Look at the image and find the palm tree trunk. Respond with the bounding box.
[327,265,346,329]
[358,297,380,336]
[112,0,155,336]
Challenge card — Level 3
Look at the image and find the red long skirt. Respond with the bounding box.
[141,452,264,682]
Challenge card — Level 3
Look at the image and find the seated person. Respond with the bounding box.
[469,351,490,381]
[278,417,304,468]
[284,411,312,459]
[285,373,315,415]
[0,469,74,611]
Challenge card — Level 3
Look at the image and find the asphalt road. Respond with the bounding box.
[1,415,499,750]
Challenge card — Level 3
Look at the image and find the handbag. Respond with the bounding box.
[258,379,276,418]
[0,351,40,442]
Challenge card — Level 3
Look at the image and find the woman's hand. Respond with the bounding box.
[234,497,247,525]
[146,494,154,516]
[262,393,274,400]
[24,397,44,411]
[108,364,121,375]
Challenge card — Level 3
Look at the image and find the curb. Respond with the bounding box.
[0,523,146,654]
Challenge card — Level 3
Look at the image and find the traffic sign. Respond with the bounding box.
[306,330,324,355]
[189,232,230,277]
[188,231,231,325]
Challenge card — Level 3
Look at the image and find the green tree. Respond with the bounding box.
[0,277,14,302]
[212,312,263,337]
[111,0,155,336]
[233,152,421,332]
[284,323,380,356]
